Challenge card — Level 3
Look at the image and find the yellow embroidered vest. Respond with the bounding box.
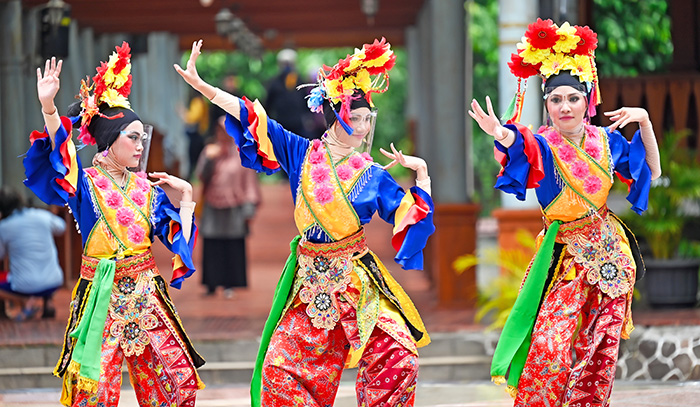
[293,142,371,241]
[543,125,613,222]
[83,167,153,258]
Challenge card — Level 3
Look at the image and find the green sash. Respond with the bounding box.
[490,221,561,392]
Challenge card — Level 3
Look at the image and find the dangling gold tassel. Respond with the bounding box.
[506,385,519,398]
[491,375,506,385]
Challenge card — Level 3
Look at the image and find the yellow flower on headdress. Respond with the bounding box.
[354,70,371,93]
[101,88,131,109]
[346,52,365,72]
[364,50,392,69]
[517,37,551,65]
[570,55,595,83]
[325,78,343,101]
[540,53,574,78]
[553,22,579,53]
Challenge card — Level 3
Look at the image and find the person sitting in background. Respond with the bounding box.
[0,186,65,321]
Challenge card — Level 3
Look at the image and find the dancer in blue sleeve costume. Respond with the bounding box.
[176,39,435,406]
[469,20,661,407]
[25,43,204,407]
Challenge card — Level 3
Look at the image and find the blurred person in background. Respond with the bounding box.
[181,89,210,178]
[0,186,65,321]
[264,48,316,139]
[195,111,261,298]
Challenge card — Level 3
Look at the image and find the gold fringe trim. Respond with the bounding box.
[66,359,80,376]
[76,376,99,394]
[491,375,506,385]
[506,385,518,399]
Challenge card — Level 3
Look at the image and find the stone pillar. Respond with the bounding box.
[413,0,480,308]
[0,0,27,191]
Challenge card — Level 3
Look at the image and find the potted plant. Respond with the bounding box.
[622,129,700,308]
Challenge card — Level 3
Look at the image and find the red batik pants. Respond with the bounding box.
[68,306,201,407]
[514,269,627,407]
[261,301,418,406]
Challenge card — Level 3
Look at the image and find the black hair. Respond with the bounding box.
[322,90,372,128]
[0,186,25,219]
[544,70,588,96]
[67,102,141,151]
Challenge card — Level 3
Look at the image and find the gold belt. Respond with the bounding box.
[80,250,156,281]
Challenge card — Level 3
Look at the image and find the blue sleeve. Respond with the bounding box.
[151,187,198,289]
[494,124,552,201]
[608,128,651,214]
[373,168,435,270]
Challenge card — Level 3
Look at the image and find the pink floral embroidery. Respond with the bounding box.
[584,141,602,161]
[584,175,602,194]
[336,165,353,181]
[309,150,325,165]
[558,144,576,162]
[545,131,564,146]
[85,167,98,177]
[135,171,147,179]
[93,176,110,190]
[571,160,590,179]
[361,152,374,162]
[127,224,146,244]
[310,165,331,183]
[134,177,150,191]
[349,155,365,170]
[105,191,123,209]
[314,184,334,205]
[116,207,135,226]
[130,190,146,207]
[312,139,322,150]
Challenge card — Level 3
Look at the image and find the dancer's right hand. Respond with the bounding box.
[468,96,509,140]
[36,57,62,114]
[174,40,205,91]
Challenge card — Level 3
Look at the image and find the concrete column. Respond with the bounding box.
[0,0,28,191]
[498,0,540,208]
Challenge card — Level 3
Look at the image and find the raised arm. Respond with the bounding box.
[604,107,661,180]
[174,40,241,120]
[36,57,64,145]
[468,96,515,148]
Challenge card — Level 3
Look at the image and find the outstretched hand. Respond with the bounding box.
[468,96,508,140]
[174,40,205,91]
[604,107,650,131]
[380,143,427,173]
[36,57,63,113]
[149,172,193,202]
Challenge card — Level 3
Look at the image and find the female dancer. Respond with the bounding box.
[26,43,204,407]
[470,19,661,407]
[176,39,435,406]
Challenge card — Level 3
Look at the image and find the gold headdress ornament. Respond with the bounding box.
[76,42,133,145]
[304,38,395,134]
[504,19,600,123]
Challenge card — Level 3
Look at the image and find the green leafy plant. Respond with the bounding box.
[623,129,700,259]
[453,229,536,330]
[593,0,673,76]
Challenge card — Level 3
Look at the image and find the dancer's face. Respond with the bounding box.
[546,86,587,134]
[111,120,146,167]
[334,107,373,148]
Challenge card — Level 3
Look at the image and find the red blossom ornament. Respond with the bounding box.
[508,53,541,78]
[118,76,132,97]
[524,18,558,50]
[572,25,598,55]
[113,42,131,74]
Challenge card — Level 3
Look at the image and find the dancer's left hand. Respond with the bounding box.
[604,107,650,131]
[380,143,428,176]
[149,172,193,202]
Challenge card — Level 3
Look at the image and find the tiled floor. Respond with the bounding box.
[2,381,700,406]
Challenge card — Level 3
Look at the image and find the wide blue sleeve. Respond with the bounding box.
[151,187,198,289]
[608,128,651,214]
[372,167,435,270]
[23,117,84,206]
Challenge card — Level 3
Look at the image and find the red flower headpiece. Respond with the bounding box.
[76,42,134,145]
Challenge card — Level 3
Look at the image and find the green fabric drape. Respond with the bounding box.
[68,259,116,387]
[490,221,561,389]
[250,236,301,407]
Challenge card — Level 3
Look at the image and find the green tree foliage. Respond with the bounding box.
[592,0,673,76]
[468,0,501,215]
[182,47,408,173]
